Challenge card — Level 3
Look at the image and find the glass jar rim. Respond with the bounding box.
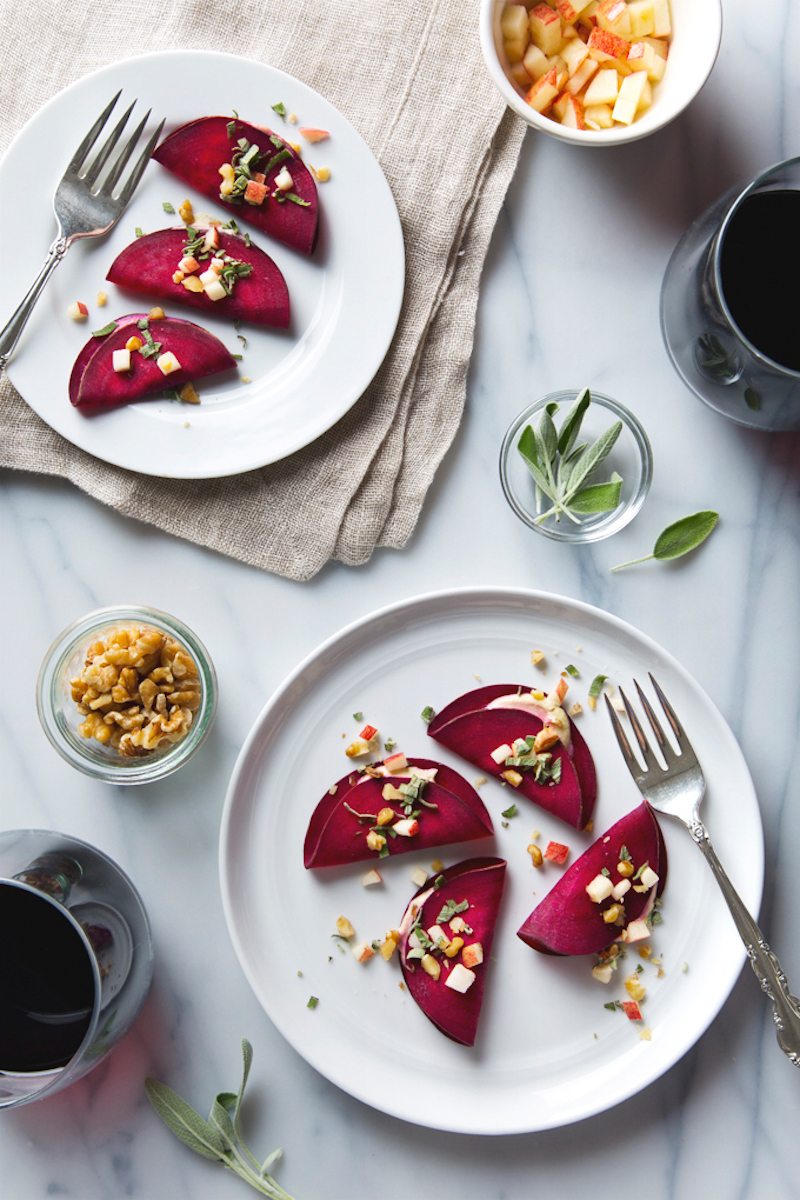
[499,390,653,543]
[36,604,217,785]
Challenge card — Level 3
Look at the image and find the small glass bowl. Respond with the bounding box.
[499,391,653,543]
[37,605,217,785]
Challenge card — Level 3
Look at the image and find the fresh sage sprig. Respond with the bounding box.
[517,388,623,525]
[611,511,719,571]
[145,1039,295,1199]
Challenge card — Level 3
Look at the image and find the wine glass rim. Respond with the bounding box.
[712,155,800,380]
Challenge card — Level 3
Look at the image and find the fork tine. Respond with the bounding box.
[618,686,660,771]
[603,694,642,781]
[633,678,677,764]
[64,91,122,175]
[649,674,697,761]
[114,118,165,205]
[81,101,136,186]
[100,108,151,194]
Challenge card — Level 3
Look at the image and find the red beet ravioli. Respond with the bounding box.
[153,117,319,255]
[428,683,597,830]
[107,228,290,328]
[399,858,506,1047]
[69,313,236,410]
[303,756,493,869]
[517,802,667,957]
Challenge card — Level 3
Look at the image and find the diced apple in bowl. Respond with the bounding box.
[499,0,672,132]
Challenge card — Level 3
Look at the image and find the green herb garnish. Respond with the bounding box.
[285,192,310,207]
[226,111,239,139]
[619,845,632,862]
[588,674,608,704]
[611,511,719,572]
[91,321,117,338]
[272,101,288,119]
[436,898,469,925]
[306,996,319,1010]
[145,1039,294,1199]
[564,664,580,678]
[134,226,144,237]
[420,706,436,724]
[517,387,624,526]
[352,711,363,721]
[384,737,397,752]
[162,201,175,214]
[501,803,518,819]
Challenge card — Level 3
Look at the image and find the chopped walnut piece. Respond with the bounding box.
[70,623,201,758]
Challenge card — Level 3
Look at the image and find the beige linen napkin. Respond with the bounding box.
[0,0,524,580]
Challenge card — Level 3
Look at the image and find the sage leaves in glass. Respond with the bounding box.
[145,1039,294,1199]
[612,511,719,571]
[517,388,624,526]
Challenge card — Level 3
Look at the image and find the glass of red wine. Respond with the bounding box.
[661,156,800,431]
[0,829,153,1109]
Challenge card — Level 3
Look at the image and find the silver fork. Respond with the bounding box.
[606,674,800,1066]
[0,92,164,369]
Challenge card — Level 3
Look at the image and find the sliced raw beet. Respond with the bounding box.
[304,757,493,869]
[516,802,667,957]
[399,857,506,1047]
[428,683,597,829]
[68,313,143,406]
[71,315,237,410]
[106,229,290,328]
[152,117,318,255]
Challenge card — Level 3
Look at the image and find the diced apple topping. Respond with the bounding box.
[352,941,375,964]
[502,0,671,129]
[362,868,383,887]
[445,963,477,994]
[67,300,89,321]
[156,351,182,376]
[639,864,659,889]
[461,942,484,969]
[490,742,514,764]
[586,872,614,903]
[112,349,131,373]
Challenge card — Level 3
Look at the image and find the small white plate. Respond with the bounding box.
[0,52,404,478]
[219,588,763,1134]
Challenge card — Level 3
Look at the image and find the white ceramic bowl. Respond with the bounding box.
[479,0,722,146]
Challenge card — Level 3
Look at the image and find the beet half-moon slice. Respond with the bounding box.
[106,229,290,329]
[399,857,506,1047]
[428,683,596,829]
[517,802,667,957]
[70,315,237,410]
[152,116,319,255]
[303,757,493,869]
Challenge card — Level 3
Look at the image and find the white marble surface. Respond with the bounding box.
[2,4,800,1196]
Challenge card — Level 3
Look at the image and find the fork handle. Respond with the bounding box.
[689,816,800,1066]
[0,236,69,370]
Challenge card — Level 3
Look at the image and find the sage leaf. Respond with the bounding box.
[653,511,719,559]
[236,1038,253,1125]
[569,473,622,514]
[145,1079,228,1162]
[261,1148,284,1176]
[588,674,608,703]
[564,421,622,498]
[517,426,553,498]
[556,387,590,458]
[538,407,559,473]
[210,1094,238,1144]
[612,511,719,571]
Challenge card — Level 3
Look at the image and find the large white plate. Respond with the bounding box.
[219,588,763,1134]
[0,51,404,478]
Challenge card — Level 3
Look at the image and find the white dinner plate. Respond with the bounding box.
[0,52,404,478]
[219,588,763,1134]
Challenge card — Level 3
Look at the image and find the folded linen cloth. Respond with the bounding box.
[0,0,524,580]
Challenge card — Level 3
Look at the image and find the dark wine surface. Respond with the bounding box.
[719,190,800,371]
[0,884,96,1072]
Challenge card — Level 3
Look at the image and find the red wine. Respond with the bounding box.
[0,884,96,1072]
[719,190,800,371]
